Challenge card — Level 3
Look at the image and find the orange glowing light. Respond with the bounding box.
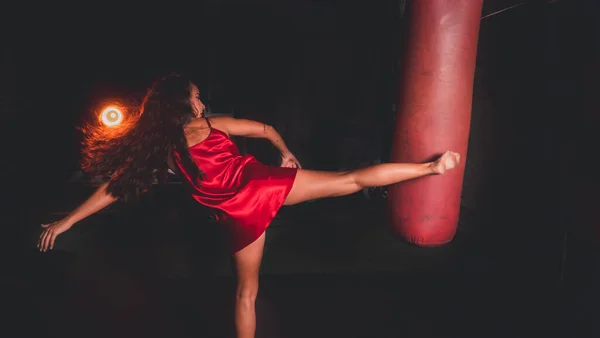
[100,106,123,127]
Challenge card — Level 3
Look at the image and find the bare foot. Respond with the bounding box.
[431,151,461,174]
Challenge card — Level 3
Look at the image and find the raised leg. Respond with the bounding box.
[232,232,266,338]
[284,150,460,206]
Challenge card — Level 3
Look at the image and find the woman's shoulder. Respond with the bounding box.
[187,117,209,128]
[206,116,237,131]
[208,116,235,124]
[188,116,234,127]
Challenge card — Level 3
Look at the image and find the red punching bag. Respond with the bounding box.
[388,0,483,246]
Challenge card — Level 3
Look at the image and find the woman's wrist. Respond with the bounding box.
[63,215,78,227]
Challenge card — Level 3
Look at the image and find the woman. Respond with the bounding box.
[38,73,460,338]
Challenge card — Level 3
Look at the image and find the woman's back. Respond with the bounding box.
[173,117,298,253]
[179,119,256,196]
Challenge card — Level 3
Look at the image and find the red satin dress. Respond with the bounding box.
[173,118,298,254]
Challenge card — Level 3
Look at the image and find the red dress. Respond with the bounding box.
[173,119,298,254]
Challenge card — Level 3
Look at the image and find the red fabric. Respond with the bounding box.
[173,125,297,254]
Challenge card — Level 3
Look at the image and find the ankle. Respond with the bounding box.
[425,162,437,175]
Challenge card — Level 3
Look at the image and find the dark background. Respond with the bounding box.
[1,0,599,337]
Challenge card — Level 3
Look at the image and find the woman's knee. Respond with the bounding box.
[345,170,360,187]
[236,281,258,305]
[334,170,361,195]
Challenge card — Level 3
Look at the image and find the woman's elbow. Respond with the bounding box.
[264,124,276,134]
[264,124,280,138]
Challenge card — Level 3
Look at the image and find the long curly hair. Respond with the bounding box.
[80,73,202,198]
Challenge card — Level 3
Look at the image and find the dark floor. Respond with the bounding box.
[0,185,594,338]
[0,268,559,338]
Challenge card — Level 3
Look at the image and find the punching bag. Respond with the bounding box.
[388,0,483,246]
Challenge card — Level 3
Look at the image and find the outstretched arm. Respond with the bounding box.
[38,182,118,251]
[63,182,118,225]
[211,116,301,168]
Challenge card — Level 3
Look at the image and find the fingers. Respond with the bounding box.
[38,227,45,249]
[282,159,301,169]
[38,226,56,252]
[42,231,50,251]
[40,229,51,252]
[39,229,48,251]
[39,223,50,251]
[49,231,57,251]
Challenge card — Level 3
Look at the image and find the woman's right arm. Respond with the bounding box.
[38,182,118,252]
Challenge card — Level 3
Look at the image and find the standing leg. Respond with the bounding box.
[232,232,266,338]
[284,150,460,206]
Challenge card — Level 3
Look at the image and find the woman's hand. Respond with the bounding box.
[281,152,302,169]
[38,219,74,252]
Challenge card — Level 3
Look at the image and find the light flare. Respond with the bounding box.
[100,106,124,127]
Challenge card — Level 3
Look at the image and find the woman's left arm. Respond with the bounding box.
[212,117,301,168]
